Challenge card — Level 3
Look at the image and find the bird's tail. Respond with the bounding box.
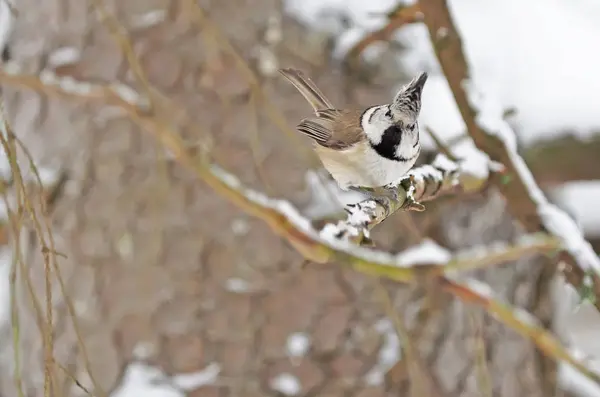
[278,68,335,112]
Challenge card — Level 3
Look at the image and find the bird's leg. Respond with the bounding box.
[349,177,425,211]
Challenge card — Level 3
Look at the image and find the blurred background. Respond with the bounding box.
[1,0,600,396]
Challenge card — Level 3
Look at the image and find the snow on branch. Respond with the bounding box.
[322,154,462,244]
[0,65,557,276]
[212,160,559,277]
[419,0,600,311]
[321,150,505,245]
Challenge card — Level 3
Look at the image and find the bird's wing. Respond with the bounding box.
[327,109,367,150]
[279,68,335,112]
[297,117,333,145]
[297,109,366,150]
[279,68,366,150]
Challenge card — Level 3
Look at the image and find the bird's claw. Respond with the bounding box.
[349,177,425,212]
[395,175,426,212]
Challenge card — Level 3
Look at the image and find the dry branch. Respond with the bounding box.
[346,3,423,65]
[419,0,600,311]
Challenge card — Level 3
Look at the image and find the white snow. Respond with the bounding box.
[109,363,181,397]
[171,363,221,390]
[286,332,311,358]
[270,373,301,396]
[224,277,251,293]
[364,318,401,386]
[396,238,451,266]
[462,77,600,278]
[302,169,367,220]
[284,0,600,146]
[559,349,600,397]
[47,47,81,69]
[109,362,220,397]
[130,9,167,30]
[553,181,600,237]
[461,278,494,299]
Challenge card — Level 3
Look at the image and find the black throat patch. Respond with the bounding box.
[370,125,403,161]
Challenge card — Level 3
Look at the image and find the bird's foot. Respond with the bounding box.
[349,176,425,211]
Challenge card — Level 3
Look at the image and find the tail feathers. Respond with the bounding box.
[279,68,335,112]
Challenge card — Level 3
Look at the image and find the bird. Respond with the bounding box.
[279,67,428,201]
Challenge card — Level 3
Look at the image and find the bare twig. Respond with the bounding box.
[424,126,458,161]
[346,3,423,66]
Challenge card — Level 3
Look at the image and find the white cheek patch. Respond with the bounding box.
[360,107,385,145]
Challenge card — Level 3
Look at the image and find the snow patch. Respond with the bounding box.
[559,349,600,397]
[396,238,451,266]
[365,318,401,386]
[302,169,367,220]
[109,362,220,397]
[286,332,311,358]
[270,373,301,396]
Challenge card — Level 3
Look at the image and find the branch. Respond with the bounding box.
[325,154,462,244]
[0,68,559,274]
[419,0,600,311]
[442,277,600,386]
[421,133,600,188]
[345,3,423,65]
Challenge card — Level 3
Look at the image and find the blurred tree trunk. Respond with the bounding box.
[0,1,590,397]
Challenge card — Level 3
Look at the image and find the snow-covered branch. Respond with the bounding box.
[323,154,462,244]
[0,65,557,274]
[419,0,600,311]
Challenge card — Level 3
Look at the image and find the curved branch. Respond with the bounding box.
[419,0,600,311]
[345,3,423,65]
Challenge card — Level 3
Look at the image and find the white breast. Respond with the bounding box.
[314,141,420,190]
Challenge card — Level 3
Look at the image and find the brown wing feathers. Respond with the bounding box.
[279,68,366,149]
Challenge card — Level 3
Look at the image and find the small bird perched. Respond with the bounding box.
[279,68,428,201]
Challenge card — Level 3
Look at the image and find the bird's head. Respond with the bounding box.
[359,71,428,144]
[390,71,428,124]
